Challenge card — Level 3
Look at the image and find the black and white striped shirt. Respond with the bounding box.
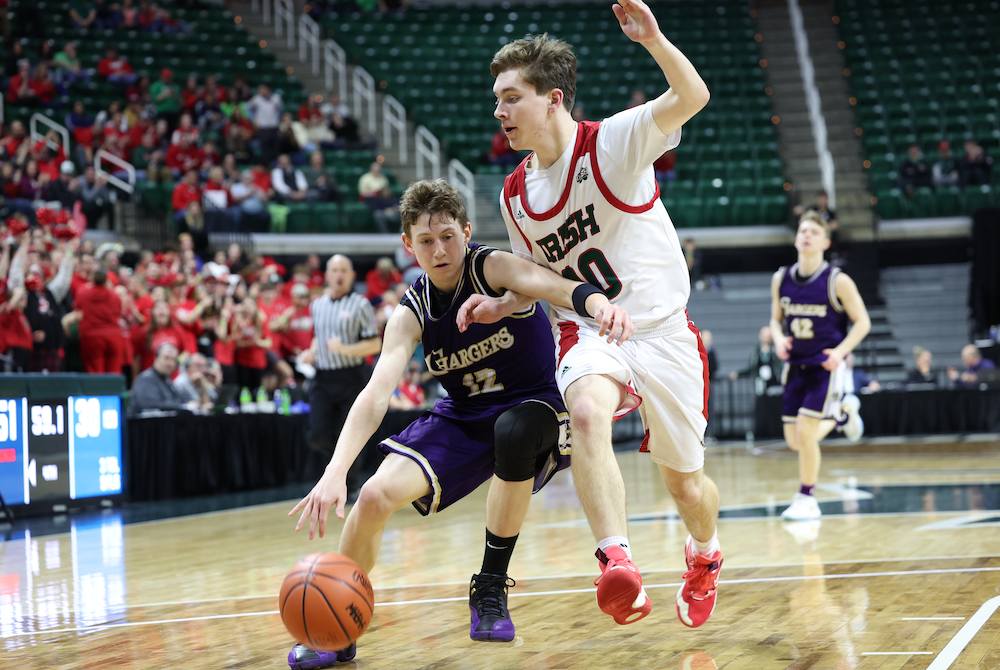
[310,292,379,370]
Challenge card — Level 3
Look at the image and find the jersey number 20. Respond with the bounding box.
[561,249,622,299]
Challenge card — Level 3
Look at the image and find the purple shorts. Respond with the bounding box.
[378,397,570,516]
[781,361,846,423]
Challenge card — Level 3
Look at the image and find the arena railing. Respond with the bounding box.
[30,113,71,159]
[415,126,441,181]
[788,0,837,209]
[383,95,407,164]
[448,159,476,224]
[248,0,475,201]
[95,150,136,195]
[352,66,377,135]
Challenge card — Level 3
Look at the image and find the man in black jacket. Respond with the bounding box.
[129,344,202,415]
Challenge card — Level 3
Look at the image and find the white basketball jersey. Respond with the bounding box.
[500,111,690,334]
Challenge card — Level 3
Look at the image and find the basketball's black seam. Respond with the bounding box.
[280,581,305,617]
[302,555,320,649]
[328,576,375,614]
[314,581,354,643]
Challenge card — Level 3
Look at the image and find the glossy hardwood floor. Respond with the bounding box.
[2,437,999,669]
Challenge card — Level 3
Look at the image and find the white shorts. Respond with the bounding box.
[553,311,709,473]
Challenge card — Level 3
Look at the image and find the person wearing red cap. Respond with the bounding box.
[76,270,124,374]
[151,68,182,131]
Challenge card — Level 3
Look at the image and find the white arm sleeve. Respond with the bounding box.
[295,170,308,192]
[597,102,682,175]
[499,188,532,261]
[271,168,290,195]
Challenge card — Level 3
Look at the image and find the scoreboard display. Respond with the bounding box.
[0,395,124,510]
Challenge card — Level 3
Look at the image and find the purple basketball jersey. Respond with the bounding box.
[778,261,849,367]
[401,243,563,420]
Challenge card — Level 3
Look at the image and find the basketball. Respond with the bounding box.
[279,553,375,652]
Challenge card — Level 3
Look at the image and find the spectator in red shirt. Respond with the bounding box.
[232,297,272,390]
[165,135,204,178]
[298,96,324,123]
[76,270,124,373]
[7,60,39,106]
[132,299,191,372]
[365,257,402,300]
[29,64,59,107]
[388,362,427,410]
[487,128,520,167]
[70,250,98,298]
[0,287,34,372]
[0,120,28,158]
[97,46,137,87]
[181,75,200,114]
[171,169,201,223]
[271,282,314,359]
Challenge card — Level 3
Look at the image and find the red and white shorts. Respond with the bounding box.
[553,310,709,473]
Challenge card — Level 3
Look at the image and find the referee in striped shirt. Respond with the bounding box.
[304,254,382,457]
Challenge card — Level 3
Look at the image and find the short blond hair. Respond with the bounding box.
[798,210,831,239]
[399,179,468,238]
[491,34,577,111]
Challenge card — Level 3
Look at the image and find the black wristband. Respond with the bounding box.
[572,283,604,317]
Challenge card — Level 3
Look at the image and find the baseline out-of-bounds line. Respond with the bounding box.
[6,565,1000,639]
[926,595,1000,670]
[34,557,1000,616]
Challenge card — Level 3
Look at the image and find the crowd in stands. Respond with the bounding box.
[0,33,381,235]
[898,140,993,195]
[0,218,434,415]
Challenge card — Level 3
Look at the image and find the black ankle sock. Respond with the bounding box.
[481,529,518,576]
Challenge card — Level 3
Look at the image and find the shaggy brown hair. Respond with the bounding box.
[399,179,469,238]
[491,34,577,111]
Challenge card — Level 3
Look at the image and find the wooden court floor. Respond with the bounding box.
[1,438,999,669]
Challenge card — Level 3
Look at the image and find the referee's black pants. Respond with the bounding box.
[308,366,371,484]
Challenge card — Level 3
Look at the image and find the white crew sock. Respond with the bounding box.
[693,531,721,557]
[598,536,632,560]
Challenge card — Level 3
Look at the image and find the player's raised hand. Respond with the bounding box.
[776,335,793,361]
[593,303,634,345]
[821,348,844,371]
[456,293,513,332]
[612,0,662,46]
[290,471,349,540]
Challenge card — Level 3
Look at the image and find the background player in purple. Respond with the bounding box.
[287,179,633,669]
[771,212,871,521]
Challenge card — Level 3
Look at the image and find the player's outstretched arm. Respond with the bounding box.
[613,0,710,137]
[822,273,871,371]
[458,250,635,344]
[770,269,792,361]
[290,307,421,539]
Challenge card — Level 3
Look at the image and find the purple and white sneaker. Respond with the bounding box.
[287,642,356,669]
[469,573,516,642]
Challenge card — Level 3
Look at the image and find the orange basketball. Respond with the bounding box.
[279,553,375,652]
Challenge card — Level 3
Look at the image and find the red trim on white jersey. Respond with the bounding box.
[503,168,533,252]
[556,320,579,364]
[585,125,661,214]
[686,309,710,421]
[503,122,661,230]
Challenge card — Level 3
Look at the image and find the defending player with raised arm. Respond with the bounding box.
[286,179,633,669]
[770,212,871,521]
[462,0,722,629]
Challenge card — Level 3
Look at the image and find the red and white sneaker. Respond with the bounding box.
[676,536,722,628]
[594,546,651,625]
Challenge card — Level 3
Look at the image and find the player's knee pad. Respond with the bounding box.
[493,402,559,482]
